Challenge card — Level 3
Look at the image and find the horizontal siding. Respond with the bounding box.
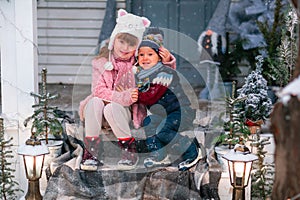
[38,37,97,46]
[38,19,103,29]
[39,55,94,65]
[38,9,106,20]
[38,28,100,38]
[37,1,108,8]
[38,46,98,55]
[37,0,126,84]
[38,1,125,10]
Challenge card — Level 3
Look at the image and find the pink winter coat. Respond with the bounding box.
[79,54,176,129]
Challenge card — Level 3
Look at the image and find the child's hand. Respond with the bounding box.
[116,85,126,92]
[159,46,171,63]
[116,86,138,102]
[130,88,139,102]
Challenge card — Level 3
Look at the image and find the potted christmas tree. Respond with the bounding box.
[24,68,63,143]
[23,68,64,166]
[237,55,273,134]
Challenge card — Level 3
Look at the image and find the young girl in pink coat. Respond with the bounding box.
[79,9,176,170]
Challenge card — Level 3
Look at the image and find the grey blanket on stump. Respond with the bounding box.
[43,129,222,199]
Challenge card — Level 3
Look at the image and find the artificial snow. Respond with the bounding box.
[237,56,272,121]
[222,149,258,162]
[17,143,49,156]
[276,75,300,105]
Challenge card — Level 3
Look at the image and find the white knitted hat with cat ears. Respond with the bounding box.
[104,9,150,70]
[108,9,151,51]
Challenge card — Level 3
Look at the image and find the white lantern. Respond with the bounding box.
[222,144,258,200]
[17,136,49,200]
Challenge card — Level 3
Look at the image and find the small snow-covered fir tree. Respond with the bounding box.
[0,118,22,200]
[23,68,63,144]
[237,55,272,122]
[215,82,250,148]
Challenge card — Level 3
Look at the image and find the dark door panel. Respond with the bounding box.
[127,0,219,40]
[126,0,220,89]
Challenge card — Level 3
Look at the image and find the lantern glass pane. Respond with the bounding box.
[244,162,252,186]
[228,161,234,184]
[232,161,253,187]
[24,155,44,179]
[234,162,245,178]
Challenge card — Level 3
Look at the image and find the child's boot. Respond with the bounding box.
[143,136,171,168]
[177,137,203,171]
[117,137,138,170]
[80,136,104,171]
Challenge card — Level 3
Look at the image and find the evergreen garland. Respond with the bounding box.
[250,132,275,199]
[237,55,272,122]
[0,118,22,200]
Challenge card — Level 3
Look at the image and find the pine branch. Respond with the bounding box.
[256,0,288,85]
[0,119,22,200]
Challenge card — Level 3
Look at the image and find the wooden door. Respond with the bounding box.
[126,0,220,89]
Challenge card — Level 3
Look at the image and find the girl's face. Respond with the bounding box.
[138,46,160,70]
[113,34,138,60]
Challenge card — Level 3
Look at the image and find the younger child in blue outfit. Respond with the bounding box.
[135,27,202,171]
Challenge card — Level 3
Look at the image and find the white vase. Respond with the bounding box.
[41,140,63,167]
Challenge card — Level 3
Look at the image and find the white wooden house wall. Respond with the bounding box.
[37,0,125,84]
[0,0,39,197]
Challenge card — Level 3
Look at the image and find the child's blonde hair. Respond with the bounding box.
[97,33,138,59]
[117,33,139,47]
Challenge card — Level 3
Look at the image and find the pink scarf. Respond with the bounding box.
[111,55,136,89]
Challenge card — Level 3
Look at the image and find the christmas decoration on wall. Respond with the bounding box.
[198,29,227,100]
[198,29,226,63]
